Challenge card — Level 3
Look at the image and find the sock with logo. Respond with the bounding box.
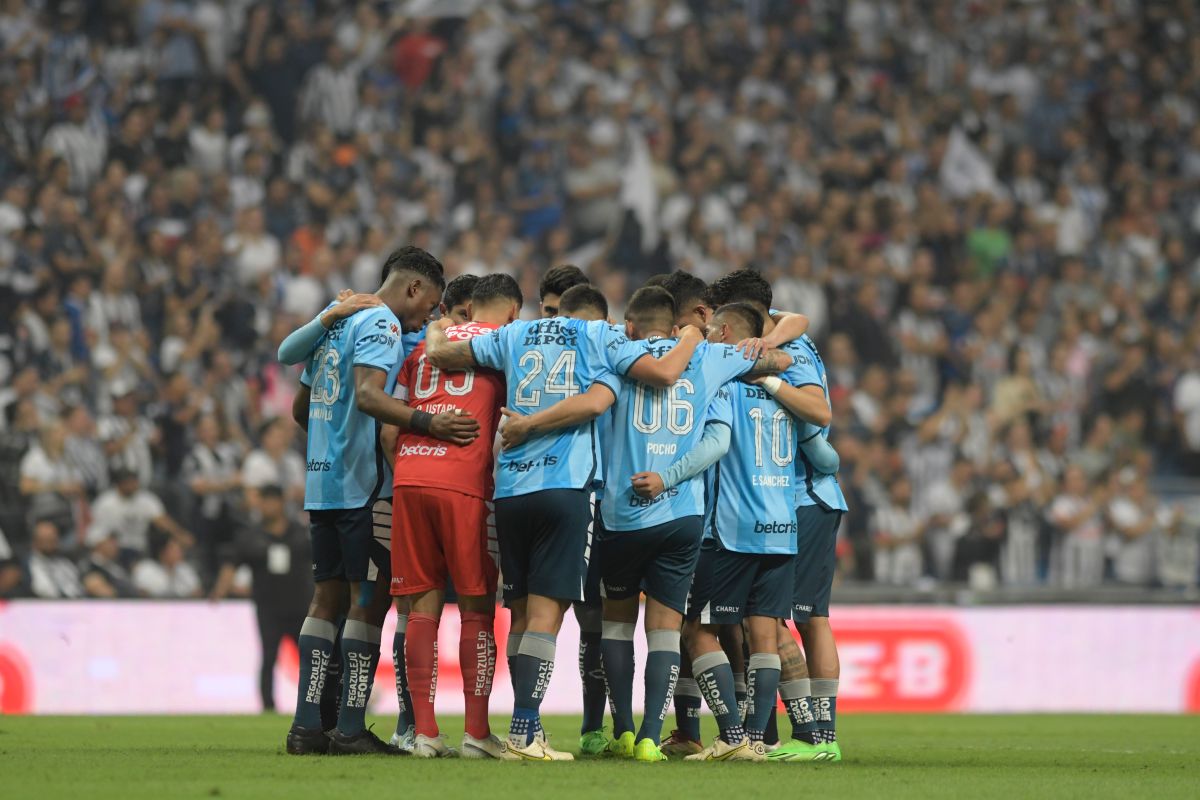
[293,617,337,730]
[637,629,681,746]
[405,613,439,738]
[336,620,382,736]
[764,704,780,746]
[600,621,636,737]
[733,672,748,723]
[460,611,496,740]
[577,610,606,734]
[693,650,746,745]
[318,615,345,731]
[745,653,781,743]
[811,678,838,744]
[509,632,557,747]
[393,614,414,737]
[674,678,703,742]
[780,678,818,743]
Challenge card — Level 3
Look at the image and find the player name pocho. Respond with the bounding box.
[519,319,584,347]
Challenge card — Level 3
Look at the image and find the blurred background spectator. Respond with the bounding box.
[1,0,1198,600]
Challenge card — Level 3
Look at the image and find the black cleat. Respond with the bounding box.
[327,726,406,756]
[286,725,330,755]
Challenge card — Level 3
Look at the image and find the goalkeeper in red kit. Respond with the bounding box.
[383,274,522,759]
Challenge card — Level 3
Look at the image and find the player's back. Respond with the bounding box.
[470,317,628,499]
[710,381,799,554]
[392,321,504,500]
[601,338,750,531]
[785,334,847,513]
[302,305,403,510]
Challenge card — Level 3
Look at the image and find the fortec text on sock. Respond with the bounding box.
[304,649,329,704]
[345,652,371,709]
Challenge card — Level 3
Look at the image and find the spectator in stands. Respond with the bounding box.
[88,468,193,564]
[182,414,242,576]
[871,477,924,586]
[18,420,83,541]
[0,525,23,597]
[132,530,202,599]
[241,417,304,513]
[79,527,136,598]
[1048,466,1107,589]
[26,519,83,599]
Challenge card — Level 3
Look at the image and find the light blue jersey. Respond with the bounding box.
[708,381,800,554]
[470,318,650,499]
[300,306,405,510]
[784,334,847,513]
[601,339,755,531]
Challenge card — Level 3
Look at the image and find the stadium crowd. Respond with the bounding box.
[1,0,1200,599]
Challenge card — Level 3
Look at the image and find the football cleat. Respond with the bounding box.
[579,729,609,756]
[634,738,668,762]
[606,731,636,759]
[413,733,457,758]
[460,733,509,760]
[661,729,704,758]
[683,736,766,762]
[503,736,575,761]
[285,725,329,755]
[390,724,416,753]
[327,727,405,756]
[766,739,826,762]
[819,740,842,762]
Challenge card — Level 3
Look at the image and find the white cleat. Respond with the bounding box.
[503,735,575,761]
[460,733,509,760]
[413,733,457,759]
[763,742,782,753]
[684,736,766,762]
[390,724,416,753]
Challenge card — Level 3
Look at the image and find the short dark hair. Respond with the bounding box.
[642,273,671,288]
[558,284,608,319]
[655,270,709,313]
[380,246,446,290]
[471,273,523,307]
[705,269,772,312]
[539,264,588,300]
[625,286,676,334]
[442,274,480,310]
[714,302,764,339]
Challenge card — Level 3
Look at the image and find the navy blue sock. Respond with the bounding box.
[509,632,556,746]
[318,615,345,731]
[392,616,413,736]
[745,653,781,743]
[693,651,745,744]
[293,617,337,730]
[578,630,606,733]
[780,678,818,743]
[733,673,748,723]
[637,630,680,746]
[506,632,520,692]
[600,621,636,737]
[811,678,838,744]
[336,620,382,736]
[674,678,703,741]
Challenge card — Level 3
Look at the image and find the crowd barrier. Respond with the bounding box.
[2,601,1198,714]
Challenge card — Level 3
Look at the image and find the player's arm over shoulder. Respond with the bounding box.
[426,318,486,370]
[624,325,704,387]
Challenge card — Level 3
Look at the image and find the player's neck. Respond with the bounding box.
[375,283,406,317]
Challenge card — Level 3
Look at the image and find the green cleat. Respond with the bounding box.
[634,739,668,763]
[579,729,609,756]
[606,731,636,759]
[766,739,827,762]
[820,741,842,762]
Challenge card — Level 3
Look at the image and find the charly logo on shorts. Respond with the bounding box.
[715,605,739,613]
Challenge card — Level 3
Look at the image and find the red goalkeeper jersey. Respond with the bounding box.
[391,322,504,501]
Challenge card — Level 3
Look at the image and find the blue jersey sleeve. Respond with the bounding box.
[785,349,823,388]
[351,311,400,372]
[590,322,652,376]
[705,382,735,428]
[701,342,756,387]
[588,369,621,398]
[469,323,511,370]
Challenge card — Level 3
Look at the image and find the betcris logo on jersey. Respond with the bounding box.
[397,442,448,458]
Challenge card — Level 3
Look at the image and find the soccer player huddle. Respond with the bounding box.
[278,247,846,764]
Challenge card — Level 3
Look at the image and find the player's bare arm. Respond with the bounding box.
[742,348,796,379]
[423,318,478,370]
[291,383,311,432]
[736,312,810,360]
[752,377,832,428]
[625,324,704,387]
[353,366,480,445]
[499,382,616,450]
[277,290,383,365]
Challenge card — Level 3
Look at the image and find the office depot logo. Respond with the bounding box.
[831,617,971,712]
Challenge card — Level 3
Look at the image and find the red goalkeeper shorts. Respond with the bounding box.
[390,486,498,597]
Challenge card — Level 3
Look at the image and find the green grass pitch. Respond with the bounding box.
[2,714,1198,799]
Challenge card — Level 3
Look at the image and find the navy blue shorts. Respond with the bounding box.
[495,489,591,604]
[792,505,842,623]
[579,498,603,608]
[310,498,392,584]
[685,541,794,624]
[599,516,703,614]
